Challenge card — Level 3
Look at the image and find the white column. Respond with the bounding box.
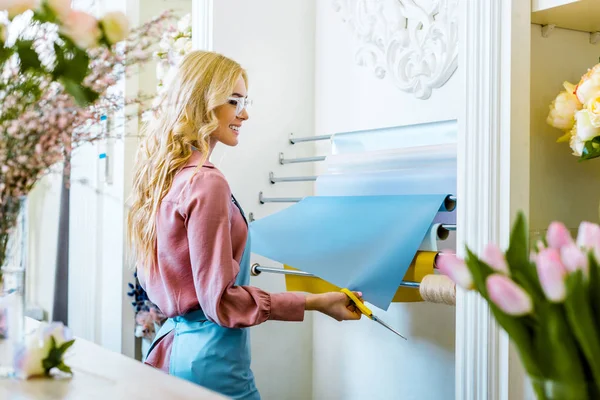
[457,0,531,399]
[192,0,213,51]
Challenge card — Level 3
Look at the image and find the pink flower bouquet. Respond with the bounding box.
[439,212,600,399]
[0,1,174,279]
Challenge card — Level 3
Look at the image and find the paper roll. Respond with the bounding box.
[325,143,457,174]
[418,223,450,251]
[316,169,457,224]
[331,120,457,155]
[316,169,456,197]
[283,251,437,303]
[250,194,450,310]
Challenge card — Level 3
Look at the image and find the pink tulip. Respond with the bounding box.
[576,222,600,252]
[536,248,567,302]
[486,274,533,316]
[436,250,473,290]
[546,221,574,249]
[481,244,509,274]
[560,243,589,276]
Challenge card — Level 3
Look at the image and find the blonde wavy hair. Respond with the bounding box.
[127,50,247,271]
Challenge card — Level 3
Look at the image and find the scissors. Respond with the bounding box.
[341,288,407,340]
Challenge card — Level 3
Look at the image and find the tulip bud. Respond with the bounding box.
[481,244,510,274]
[536,248,567,302]
[560,243,589,276]
[547,221,573,249]
[576,221,600,260]
[436,250,473,290]
[486,274,533,316]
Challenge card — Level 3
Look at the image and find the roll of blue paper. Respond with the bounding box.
[331,119,457,155]
[315,169,457,224]
[249,194,451,310]
[325,143,456,174]
[316,169,456,197]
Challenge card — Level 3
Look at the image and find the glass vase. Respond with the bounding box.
[0,196,28,378]
[530,377,600,400]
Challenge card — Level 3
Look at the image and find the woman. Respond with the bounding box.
[127,50,363,399]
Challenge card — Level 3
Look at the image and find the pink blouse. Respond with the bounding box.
[138,151,306,371]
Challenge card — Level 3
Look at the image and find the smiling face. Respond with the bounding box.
[211,75,249,148]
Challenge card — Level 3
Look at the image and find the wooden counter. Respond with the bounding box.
[0,324,227,400]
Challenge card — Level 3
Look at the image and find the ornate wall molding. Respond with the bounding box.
[332,0,459,100]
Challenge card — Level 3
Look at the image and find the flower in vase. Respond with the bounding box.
[100,11,129,45]
[47,0,71,21]
[546,221,574,249]
[570,131,585,156]
[0,0,39,19]
[560,243,589,276]
[486,274,533,316]
[436,250,473,290]
[547,82,582,133]
[574,109,600,142]
[576,221,600,260]
[60,10,101,49]
[576,63,600,106]
[536,248,567,302]
[481,244,510,275]
[14,321,75,379]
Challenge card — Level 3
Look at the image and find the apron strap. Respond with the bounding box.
[144,318,175,362]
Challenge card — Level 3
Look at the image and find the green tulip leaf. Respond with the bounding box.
[565,271,600,391]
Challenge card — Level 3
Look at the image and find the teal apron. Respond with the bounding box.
[146,195,260,400]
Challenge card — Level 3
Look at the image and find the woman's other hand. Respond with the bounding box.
[305,291,363,321]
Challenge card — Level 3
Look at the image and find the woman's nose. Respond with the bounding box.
[239,107,249,121]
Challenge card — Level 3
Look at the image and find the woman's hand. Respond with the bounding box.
[305,291,364,321]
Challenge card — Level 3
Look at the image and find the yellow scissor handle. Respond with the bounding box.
[341,288,373,319]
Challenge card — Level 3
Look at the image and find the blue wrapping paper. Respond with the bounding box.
[249,194,451,310]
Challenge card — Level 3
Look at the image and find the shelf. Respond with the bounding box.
[532,0,600,33]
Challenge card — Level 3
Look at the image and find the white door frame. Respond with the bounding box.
[456,0,532,399]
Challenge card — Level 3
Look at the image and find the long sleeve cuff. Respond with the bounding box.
[269,292,306,322]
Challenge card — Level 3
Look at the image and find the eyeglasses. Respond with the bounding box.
[226,96,252,116]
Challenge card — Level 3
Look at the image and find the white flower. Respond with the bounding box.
[570,133,585,156]
[184,39,193,53]
[159,37,173,50]
[100,11,129,45]
[47,0,71,21]
[60,10,101,49]
[0,0,39,19]
[13,322,73,379]
[173,37,188,52]
[547,81,582,132]
[575,109,600,142]
[576,63,600,106]
[177,14,191,33]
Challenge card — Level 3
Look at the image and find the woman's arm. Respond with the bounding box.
[182,171,306,328]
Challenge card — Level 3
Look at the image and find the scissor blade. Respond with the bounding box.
[372,315,407,340]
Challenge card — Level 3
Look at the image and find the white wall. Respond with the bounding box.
[211,1,316,398]
[312,2,457,399]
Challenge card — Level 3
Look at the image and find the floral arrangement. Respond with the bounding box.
[14,321,74,379]
[127,271,165,341]
[0,0,175,279]
[439,213,600,399]
[143,12,191,122]
[547,63,600,160]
